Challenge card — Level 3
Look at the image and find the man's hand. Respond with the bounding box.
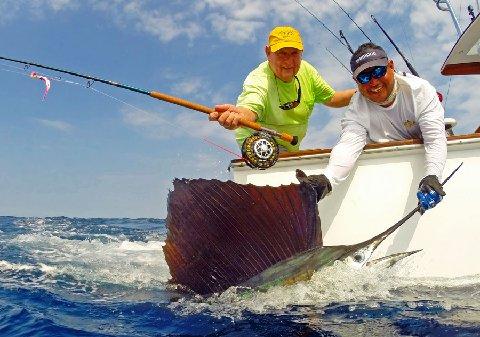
[417,175,446,214]
[296,169,332,202]
[209,104,256,130]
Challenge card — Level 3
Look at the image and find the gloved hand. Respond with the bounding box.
[417,175,446,214]
[296,169,332,202]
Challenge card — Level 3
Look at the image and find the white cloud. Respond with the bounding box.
[0,0,76,22]
[122,2,202,42]
[171,77,203,97]
[302,108,342,149]
[46,0,77,11]
[0,2,20,23]
[121,105,236,147]
[122,107,180,139]
[122,108,166,127]
[207,12,263,44]
[35,118,73,132]
[205,0,266,20]
[174,111,234,143]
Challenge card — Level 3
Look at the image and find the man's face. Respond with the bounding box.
[356,60,395,105]
[266,46,302,82]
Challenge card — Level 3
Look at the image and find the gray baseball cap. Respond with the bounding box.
[350,46,388,78]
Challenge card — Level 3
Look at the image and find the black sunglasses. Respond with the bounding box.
[356,66,387,85]
[278,76,301,110]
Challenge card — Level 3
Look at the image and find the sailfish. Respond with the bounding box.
[163,178,420,295]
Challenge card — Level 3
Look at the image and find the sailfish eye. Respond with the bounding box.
[354,253,365,263]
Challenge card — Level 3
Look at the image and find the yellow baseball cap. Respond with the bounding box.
[268,26,304,53]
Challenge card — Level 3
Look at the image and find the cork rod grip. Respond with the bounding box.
[149,91,297,145]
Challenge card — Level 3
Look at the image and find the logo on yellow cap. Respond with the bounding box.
[268,26,304,53]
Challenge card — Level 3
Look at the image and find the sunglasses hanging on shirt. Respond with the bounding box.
[277,76,302,110]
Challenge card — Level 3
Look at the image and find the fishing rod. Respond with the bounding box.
[370,15,420,77]
[339,30,354,54]
[0,55,297,170]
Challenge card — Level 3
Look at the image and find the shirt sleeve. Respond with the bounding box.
[323,106,368,186]
[236,75,267,121]
[307,63,335,104]
[416,83,447,179]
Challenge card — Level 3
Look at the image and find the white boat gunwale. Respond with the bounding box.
[230,132,480,169]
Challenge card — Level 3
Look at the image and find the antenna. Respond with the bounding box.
[433,0,462,36]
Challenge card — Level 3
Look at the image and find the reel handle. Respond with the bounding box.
[149,91,297,145]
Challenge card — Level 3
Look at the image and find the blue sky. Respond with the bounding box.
[1,0,479,218]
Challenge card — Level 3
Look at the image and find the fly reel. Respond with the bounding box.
[241,132,279,169]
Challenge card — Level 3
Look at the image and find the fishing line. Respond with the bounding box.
[0,63,35,77]
[329,0,372,42]
[0,64,243,160]
[459,0,464,27]
[291,0,352,71]
[292,0,347,48]
[86,85,243,159]
[325,47,352,74]
[400,22,415,66]
[443,77,453,111]
[85,84,243,160]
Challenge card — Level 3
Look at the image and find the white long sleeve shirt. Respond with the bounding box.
[324,73,447,186]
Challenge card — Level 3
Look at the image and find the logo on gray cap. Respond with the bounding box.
[351,47,388,78]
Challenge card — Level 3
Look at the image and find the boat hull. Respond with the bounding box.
[230,136,480,278]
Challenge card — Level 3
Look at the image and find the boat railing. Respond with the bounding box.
[230,130,480,166]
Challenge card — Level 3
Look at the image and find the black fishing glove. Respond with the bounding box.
[418,175,445,196]
[417,175,445,214]
[296,169,332,202]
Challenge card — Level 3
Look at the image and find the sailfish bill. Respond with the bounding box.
[163,178,418,295]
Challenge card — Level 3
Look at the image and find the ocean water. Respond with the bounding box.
[0,216,479,337]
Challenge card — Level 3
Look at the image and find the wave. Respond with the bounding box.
[0,216,172,303]
[10,233,170,288]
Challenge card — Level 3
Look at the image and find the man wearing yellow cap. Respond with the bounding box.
[209,26,356,151]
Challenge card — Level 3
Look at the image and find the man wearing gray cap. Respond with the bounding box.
[297,42,447,213]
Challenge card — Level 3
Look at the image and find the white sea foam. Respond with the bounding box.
[118,240,165,251]
[10,233,171,289]
[169,259,480,318]
[0,260,36,272]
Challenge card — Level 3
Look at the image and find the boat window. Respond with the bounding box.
[467,37,480,56]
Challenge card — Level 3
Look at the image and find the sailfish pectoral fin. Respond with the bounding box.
[366,249,422,268]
